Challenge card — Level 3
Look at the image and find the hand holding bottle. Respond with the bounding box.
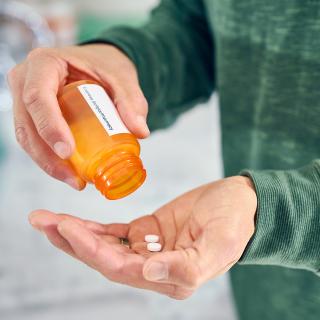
[8,45,150,190]
[29,176,257,299]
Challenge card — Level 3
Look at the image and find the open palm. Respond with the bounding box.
[30,177,256,299]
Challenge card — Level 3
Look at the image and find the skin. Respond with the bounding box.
[29,176,257,300]
[9,44,257,299]
[8,45,150,190]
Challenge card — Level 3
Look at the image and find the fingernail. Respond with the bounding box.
[54,142,71,159]
[29,219,45,234]
[29,211,39,221]
[29,218,40,231]
[29,212,40,229]
[136,115,150,136]
[64,177,81,190]
[144,262,168,281]
[76,177,87,190]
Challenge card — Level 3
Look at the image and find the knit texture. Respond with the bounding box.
[88,0,320,319]
[240,161,320,274]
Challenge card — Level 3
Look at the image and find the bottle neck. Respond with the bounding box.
[93,151,146,200]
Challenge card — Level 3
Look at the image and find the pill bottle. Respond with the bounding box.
[58,80,146,200]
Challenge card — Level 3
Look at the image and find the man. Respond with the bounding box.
[8,1,320,319]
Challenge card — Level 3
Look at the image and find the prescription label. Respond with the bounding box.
[78,84,129,136]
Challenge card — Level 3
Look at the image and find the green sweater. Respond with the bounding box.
[89,1,320,319]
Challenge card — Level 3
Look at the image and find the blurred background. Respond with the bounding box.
[0,1,236,319]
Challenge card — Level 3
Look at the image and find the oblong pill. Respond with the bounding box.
[145,234,160,243]
[147,242,162,252]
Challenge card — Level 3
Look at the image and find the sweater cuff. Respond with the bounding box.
[238,163,320,274]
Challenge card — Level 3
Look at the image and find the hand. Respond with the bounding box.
[29,176,257,299]
[8,45,149,190]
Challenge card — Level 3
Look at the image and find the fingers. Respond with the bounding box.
[43,223,76,257]
[103,223,129,238]
[29,210,115,238]
[29,210,128,257]
[29,210,76,256]
[89,45,150,139]
[22,48,75,159]
[30,211,125,272]
[142,220,242,289]
[56,219,186,298]
[9,64,84,190]
[127,215,163,256]
[113,86,150,139]
[128,215,161,243]
[103,218,162,256]
[28,210,193,300]
[57,220,109,270]
[8,44,149,192]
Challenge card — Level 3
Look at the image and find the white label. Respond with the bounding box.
[78,84,129,136]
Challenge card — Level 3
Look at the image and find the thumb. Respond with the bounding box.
[142,248,202,289]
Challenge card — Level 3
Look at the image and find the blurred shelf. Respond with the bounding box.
[78,14,147,43]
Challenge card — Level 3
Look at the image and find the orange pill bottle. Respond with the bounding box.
[58,80,146,200]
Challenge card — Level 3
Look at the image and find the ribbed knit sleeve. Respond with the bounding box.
[239,160,320,275]
[83,0,215,130]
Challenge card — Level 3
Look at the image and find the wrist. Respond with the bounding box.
[231,175,258,238]
[232,175,256,192]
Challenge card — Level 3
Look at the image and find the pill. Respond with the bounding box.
[147,242,162,252]
[145,234,160,243]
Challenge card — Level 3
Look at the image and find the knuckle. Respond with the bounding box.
[137,95,148,113]
[23,88,42,110]
[41,161,58,178]
[36,117,52,138]
[15,124,29,150]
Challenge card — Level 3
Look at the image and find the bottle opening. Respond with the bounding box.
[93,151,146,200]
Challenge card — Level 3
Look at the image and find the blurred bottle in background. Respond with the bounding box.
[0,0,54,61]
[38,0,77,47]
[0,0,54,157]
[0,0,55,108]
[0,44,15,112]
[0,44,15,160]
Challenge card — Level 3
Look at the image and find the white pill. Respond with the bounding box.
[145,234,160,243]
[147,242,162,252]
